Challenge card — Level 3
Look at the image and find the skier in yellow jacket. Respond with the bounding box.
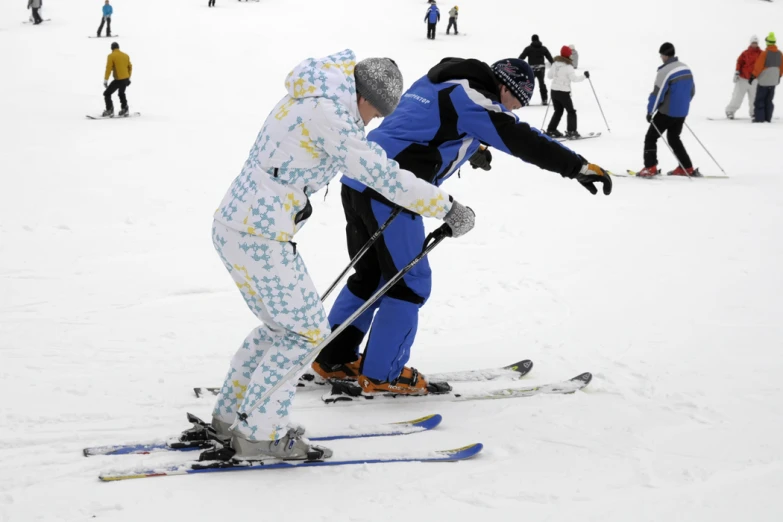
[103,42,132,117]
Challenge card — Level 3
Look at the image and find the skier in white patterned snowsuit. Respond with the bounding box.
[208,49,475,461]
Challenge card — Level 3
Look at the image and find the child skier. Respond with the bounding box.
[447,5,458,35]
[546,45,589,139]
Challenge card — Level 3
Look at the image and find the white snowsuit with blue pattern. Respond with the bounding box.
[211,49,454,442]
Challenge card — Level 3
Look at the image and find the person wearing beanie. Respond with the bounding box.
[637,42,696,177]
[751,32,783,122]
[447,5,458,35]
[316,55,610,398]
[424,1,440,40]
[102,41,132,117]
[725,35,761,119]
[545,45,589,139]
[205,50,473,462]
[519,34,554,104]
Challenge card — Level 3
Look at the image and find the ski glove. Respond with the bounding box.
[443,200,475,238]
[469,147,492,171]
[733,71,739,83]
[573,161,612,196]
[646,113,652,123]
[583,71,590,79]
[749,76,755,84]
[103,80,108,88]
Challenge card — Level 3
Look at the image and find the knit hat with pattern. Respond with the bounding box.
[354,58,404,117]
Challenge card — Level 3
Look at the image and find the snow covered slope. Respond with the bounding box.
[2,0,783,520]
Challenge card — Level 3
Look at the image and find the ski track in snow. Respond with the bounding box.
[2,0,783,520]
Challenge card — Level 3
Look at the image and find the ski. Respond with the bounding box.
[98,443,483,481]
[322,372,592,405]
[86,112,140,120]
[83,413,443,457]
[610,169,728,179]
[707,116,778,121]
[194,359,534,398]
[89,35,120,38]
[554,131,601,142]
[23,19,51,23]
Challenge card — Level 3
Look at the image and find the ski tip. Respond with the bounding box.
[393,413,443,430]
[193,387,203,398]
[571,372,593,386]
[503,359,534,376]
[83,448,93,457]
[435,443,483,460]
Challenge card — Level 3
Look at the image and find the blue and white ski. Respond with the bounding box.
[84,414,443,457]
[98,443,483,481]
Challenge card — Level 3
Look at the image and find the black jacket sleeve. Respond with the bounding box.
[519,46,530,61]
[544,47,554,64]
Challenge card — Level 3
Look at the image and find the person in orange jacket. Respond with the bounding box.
[102,42,132,117]
[752,32,783,122]
[725,36,761,119]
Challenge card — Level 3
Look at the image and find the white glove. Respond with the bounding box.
[733,71,739,83]
[103,80,108,88]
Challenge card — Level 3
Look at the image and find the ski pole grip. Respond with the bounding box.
[425,224,452,248]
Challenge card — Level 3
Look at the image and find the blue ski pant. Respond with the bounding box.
[754,85,776,123]
[320,185,431,382]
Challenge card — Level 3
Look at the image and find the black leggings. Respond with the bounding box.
[548,90,577,132]
[644,113,692,169]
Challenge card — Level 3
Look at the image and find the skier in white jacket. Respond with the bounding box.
[201,49,475,463]
[546,45,589,138]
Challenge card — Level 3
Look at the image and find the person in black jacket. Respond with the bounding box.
[519,34,554,105]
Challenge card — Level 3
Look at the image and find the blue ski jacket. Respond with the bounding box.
[341,58,584,202]
[103,4,113,16]
[425,5,439,23]
[647,57,695,117]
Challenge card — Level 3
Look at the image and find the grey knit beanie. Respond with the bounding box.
[354,58,404,117]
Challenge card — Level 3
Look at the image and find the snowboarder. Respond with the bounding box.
[637,42,696,177]
[569,44,579,69]
[751,32,783,123]
[27,0,43,24]
[519,35,554,104]
[447,5,458,35]
[206,50,474,461]
[726,35,761,119]
[425,1,439,40]
[97,0,113,37]
[314,57,611,397]
[546,45,588,139]
[102,42,132,117]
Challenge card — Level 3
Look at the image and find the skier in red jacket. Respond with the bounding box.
[725,35,762,119]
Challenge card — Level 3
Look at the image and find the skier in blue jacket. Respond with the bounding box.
[313,57,612,396]
[97,0,113,37]
[637,42,697,177]
[425,1,440,40]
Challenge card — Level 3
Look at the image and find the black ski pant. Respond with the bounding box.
[446,17,457,34]
[32,8,42,23]
[208,0,215,6]
[644,113,692,169]
[104,79,130,111]
[533,67,548,104]
[548,90,577,133]
[427,22,436,39]
[97,16,111,36]
[754,85,775,122]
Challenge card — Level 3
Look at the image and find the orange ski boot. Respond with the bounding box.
[358,367,451,396]
[310,356,363,383]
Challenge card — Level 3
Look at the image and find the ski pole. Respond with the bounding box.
[587,78,611,132]
[235,223,453,424]
[649,113,690,181]
[541,96,550,130]
[320,207,402,302]
[684,122,728,176]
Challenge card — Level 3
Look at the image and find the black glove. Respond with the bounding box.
[646,113,652,123]
[749,75,755,84]
[583,71,590,79]
[571,160,612,196]
[468,147,492,171]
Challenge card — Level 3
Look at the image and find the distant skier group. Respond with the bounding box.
[725,33,783,122]
[424,1,459,38]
